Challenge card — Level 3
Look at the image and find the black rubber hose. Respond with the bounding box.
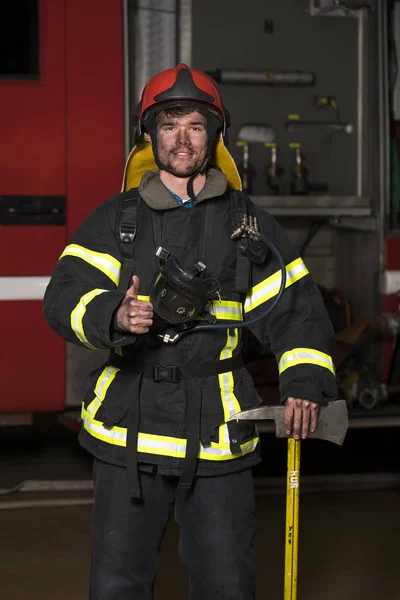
[157,234,287,343]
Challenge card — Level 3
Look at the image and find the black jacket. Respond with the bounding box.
[43,168,337,478]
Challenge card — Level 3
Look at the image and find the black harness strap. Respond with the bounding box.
[226,420,241,455]
[178,376,202,491]
[118,189,142,293]
[177,353,243,492]
[126,372,144,498]
[199,197,215,266]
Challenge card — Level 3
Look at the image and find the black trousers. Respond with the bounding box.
[89,459,257,600]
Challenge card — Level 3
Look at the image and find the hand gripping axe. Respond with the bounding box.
[230,399,348,600]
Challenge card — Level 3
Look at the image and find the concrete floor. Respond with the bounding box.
[1,419,400,599]
[1,488,400,600]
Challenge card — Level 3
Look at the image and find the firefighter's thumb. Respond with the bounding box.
[126,275,140,299]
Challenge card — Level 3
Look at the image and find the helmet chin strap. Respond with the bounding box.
[185,113,221,200]
[186,173,197,200]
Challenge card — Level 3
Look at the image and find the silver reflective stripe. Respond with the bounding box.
[208,301,243,321]
[81,408,259,460]
[244,257,309,313]
[60,244,121,286]
[218,330,241,420]
[278,348,335,375]
[87,366,120,415]
[70,289,109,349]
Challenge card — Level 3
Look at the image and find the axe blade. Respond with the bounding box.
[230,399,348,446]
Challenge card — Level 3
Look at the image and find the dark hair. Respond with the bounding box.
[156,104,208,123]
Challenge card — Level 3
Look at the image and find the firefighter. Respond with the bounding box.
[43,64,337,600]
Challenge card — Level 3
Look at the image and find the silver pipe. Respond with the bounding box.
[206,69,315,87]
[178,0,192,65]
[378,0,391,273]
[357,9,367,197]
[122,0,131,159]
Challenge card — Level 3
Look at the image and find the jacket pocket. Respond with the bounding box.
[84,364,130,427]
[199,366,263,445]
[231,367,264,412]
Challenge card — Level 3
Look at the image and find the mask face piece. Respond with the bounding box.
[150,247,218,325]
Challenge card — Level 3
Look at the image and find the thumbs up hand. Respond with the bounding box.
[115,275,154,334]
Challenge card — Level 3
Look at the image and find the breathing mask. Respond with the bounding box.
[150,247,220,325]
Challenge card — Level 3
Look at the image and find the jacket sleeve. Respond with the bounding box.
[43,195,137,350]
[244,202,338,406]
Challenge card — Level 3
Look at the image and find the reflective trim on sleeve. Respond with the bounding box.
[218,329,241,421]
[86,366,120,415]
[70,289,110,349]
[244,257,309,313]
[81,406,259,460]
[60,244,121,286]
[278,347,335,375]
[208,300,243,321]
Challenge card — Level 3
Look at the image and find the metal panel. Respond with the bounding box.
[335,229,379,318]
[192,0,359,197]
[392,3,400,120]
[251,195,371,217]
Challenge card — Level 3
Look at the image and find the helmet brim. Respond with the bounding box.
[142,99,223,130]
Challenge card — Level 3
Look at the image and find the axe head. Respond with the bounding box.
[230,399,348,446]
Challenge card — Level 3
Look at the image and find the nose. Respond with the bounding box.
[176,126,190,145]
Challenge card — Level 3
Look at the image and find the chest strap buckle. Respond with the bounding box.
[153,364,180,383]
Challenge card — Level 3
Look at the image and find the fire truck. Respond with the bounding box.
[1,0,400,429]
[0,0,126,423]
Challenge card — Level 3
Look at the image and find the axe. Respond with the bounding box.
[230,399,348,600]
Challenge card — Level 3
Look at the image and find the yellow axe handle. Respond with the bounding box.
[284,438,301,600]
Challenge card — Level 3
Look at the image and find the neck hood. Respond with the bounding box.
[138,167,228,210]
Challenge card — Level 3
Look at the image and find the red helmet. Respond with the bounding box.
[137,64,227,138]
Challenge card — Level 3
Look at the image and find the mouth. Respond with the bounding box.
[172,149,193,157]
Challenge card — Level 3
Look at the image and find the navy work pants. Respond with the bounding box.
[89,459,257,599]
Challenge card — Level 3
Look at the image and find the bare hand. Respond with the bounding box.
[284,397,319,440]
[116,275,153,334]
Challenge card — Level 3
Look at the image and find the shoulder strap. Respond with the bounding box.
[118,188,142,293]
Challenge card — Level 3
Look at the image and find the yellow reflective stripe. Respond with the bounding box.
[218,329,241,421]
[81,405,126,446]
[86,366,120,415]
[81,407,259,460]
[279,348,335,375]
[137,295,150,301]
[60,244,121,286]
[244,257,309,313]
[114,348,123,356]
[70,289,109,349]
[208,300,243,321]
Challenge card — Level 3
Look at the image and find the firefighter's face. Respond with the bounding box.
[156,110,208,177]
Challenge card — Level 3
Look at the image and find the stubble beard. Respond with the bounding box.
[160,147,206,178]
